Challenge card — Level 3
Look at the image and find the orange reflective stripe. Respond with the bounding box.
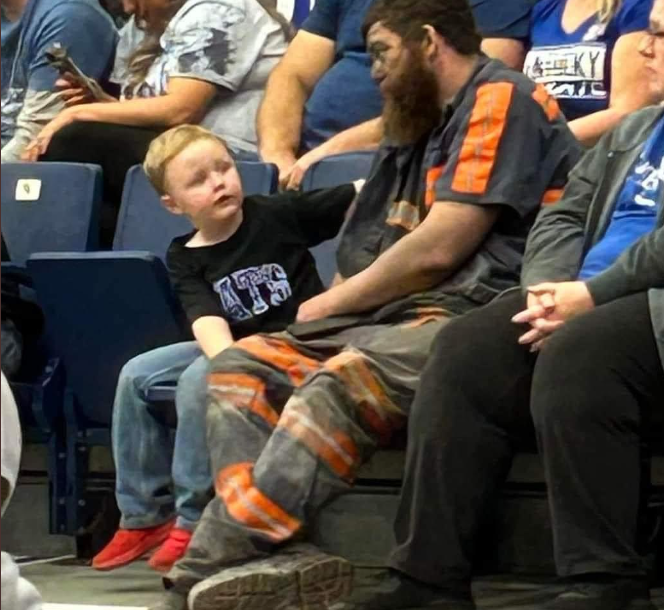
[532,83,560,122]
[425,165,445,208]
[386,200,420,232]
[279,407,359,480]
[216,463,301,542]
[208,373,279,427]
[451,82,515,195]
[542,188,564,206]
[237,335,320,385]
[324,351,403,444]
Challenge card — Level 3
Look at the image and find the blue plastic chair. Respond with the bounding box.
[27,252,188,533]
[302,152,376,286]
[1,162,102,533]
[1,162,102,265]
[113,162,279,260]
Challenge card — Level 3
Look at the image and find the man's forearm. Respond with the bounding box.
[1,89,65,162]
[323,224,456,315]
[316,118,383,156]
[257,69,309,159]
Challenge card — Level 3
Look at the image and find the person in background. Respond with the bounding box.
[523,0,655,146]
[0,0,116,161]
[22,0,290,245]
[93,124,361,573]
[362,3,664,609]
[1,372,44,610]
[258,0,540,190]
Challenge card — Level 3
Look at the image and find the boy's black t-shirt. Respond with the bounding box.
[166,185,356,339]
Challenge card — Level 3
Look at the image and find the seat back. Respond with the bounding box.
[300,151,376,191]
[1,162,102,265]
[302,152,376,285]
[113,162,278,259]
[28,252,188,427]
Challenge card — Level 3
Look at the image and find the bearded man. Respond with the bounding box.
[151,1,580,609]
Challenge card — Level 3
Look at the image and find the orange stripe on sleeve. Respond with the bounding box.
[216,462,302,542]
[532,83,561,122]
[451,82,515,195]
[425,165,444,208]
[541,188,564,206]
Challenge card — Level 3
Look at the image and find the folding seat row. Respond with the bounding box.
[0,151,375,535]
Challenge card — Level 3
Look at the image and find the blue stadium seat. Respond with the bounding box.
[1,162,102,265]
[302,152,376,286]
[1,162,102,534]
[114,162,279,260]
[27,252,188,533]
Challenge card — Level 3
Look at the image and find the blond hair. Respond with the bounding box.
[143,125,231,195]
[597,0,622,23]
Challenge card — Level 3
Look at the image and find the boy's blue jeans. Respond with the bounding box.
[112,342,213,532]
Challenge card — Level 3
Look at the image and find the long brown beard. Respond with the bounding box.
[382,51,443,146]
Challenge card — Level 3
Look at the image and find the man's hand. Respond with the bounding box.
[281,146,327,190]
[512,281,595,350]
[260,150,298,189]
[296,290,341,323]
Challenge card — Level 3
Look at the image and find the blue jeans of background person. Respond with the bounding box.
[112,341,212,532]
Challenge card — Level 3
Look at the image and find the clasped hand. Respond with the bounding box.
[511,281,595,352]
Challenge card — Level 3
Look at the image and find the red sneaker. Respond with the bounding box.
[148,527,193,573]
[92,520,175,571]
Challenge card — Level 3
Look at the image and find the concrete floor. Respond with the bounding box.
[18,558,664,610]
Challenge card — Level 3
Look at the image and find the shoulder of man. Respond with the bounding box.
[449,58,570,133]
[34,0,115,24]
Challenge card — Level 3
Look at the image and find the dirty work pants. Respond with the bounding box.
[166,315,448,591]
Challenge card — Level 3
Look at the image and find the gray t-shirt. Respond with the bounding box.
[120,0,287,153]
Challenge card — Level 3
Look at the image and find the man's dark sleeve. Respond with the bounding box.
[299,0,340,40]
[469,0,538,40]
[287,184,357,247]
[521,158,597,288]
[520,130,617,289]
[432,81,579,219]
[166,244,225,324]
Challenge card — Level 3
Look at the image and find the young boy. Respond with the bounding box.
[93,125,361,573]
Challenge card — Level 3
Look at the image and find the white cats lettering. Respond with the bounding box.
[212,264,292,321]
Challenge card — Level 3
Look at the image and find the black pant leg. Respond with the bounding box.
[390,291,538,585]
[531,292,664,578]
[41,121,164,246]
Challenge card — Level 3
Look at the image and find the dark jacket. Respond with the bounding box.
[522,105,664,372]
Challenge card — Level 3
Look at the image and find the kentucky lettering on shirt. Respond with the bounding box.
[523,42,607,102]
